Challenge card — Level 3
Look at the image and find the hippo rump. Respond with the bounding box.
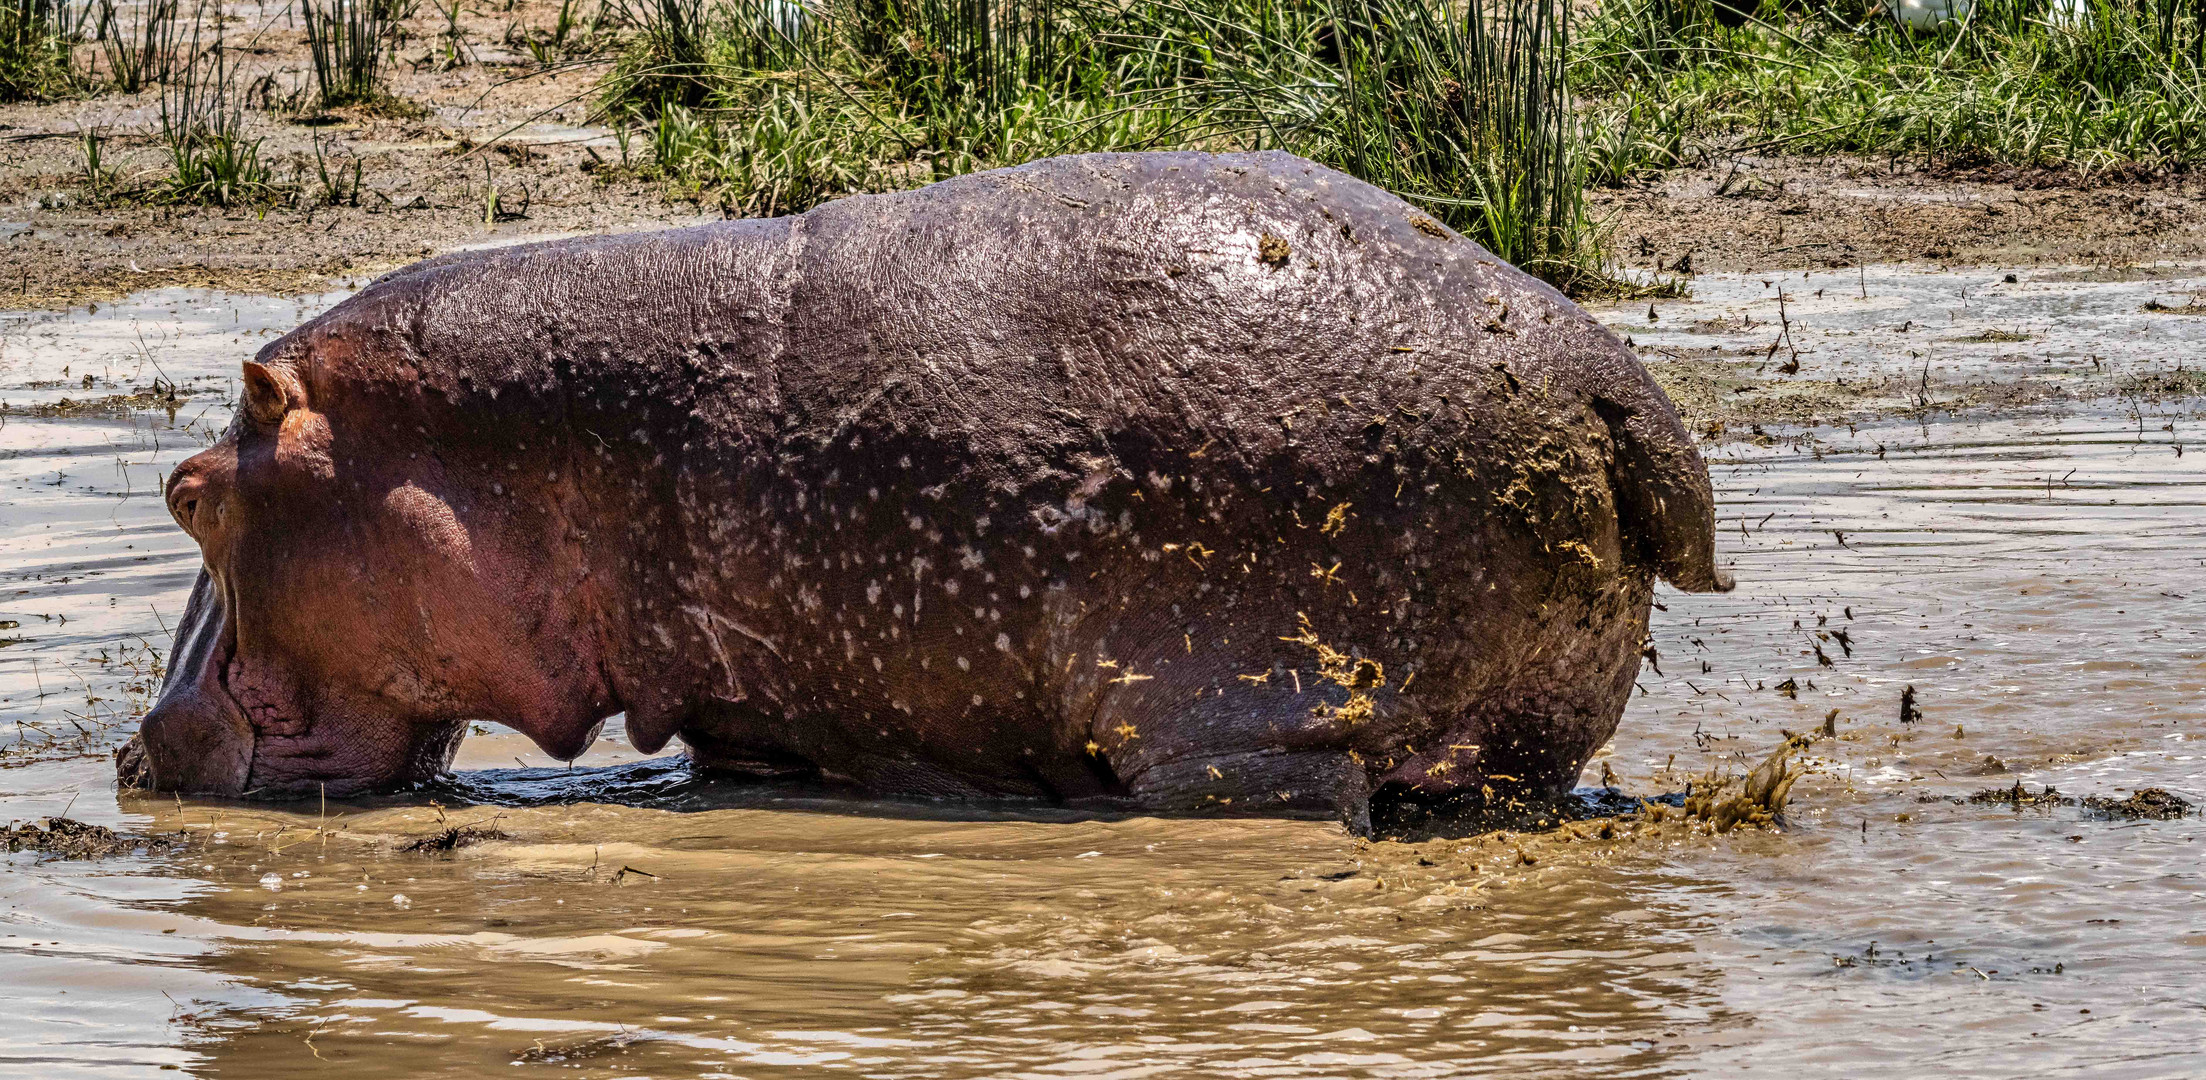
[118,150,1731,831]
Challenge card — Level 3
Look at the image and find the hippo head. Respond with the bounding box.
[118,316,615,797]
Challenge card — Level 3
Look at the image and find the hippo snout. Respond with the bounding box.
[117,691,254,795]
[119,642,255,795]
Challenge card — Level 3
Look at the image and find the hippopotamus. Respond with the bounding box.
[118,150,1731,831]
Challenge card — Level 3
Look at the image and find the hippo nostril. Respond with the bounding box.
[167,478,205,536]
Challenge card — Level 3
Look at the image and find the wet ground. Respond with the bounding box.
[2,267,2202,1077]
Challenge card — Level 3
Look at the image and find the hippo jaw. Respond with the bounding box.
[117,569,466,799]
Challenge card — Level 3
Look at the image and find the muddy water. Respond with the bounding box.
[3,270,2203,1078]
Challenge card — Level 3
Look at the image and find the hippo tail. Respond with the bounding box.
[1583,352,1735,594]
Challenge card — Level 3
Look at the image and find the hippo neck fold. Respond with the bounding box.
[370,217,815,757]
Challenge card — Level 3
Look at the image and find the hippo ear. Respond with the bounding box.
[240,361,297,426]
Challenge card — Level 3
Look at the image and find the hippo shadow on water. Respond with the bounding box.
[388,756,1695,840]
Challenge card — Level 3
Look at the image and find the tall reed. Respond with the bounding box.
[98,0,182,93]
[157,20,276,203]
[1322,0,1595,287]
[1,0,84,100]
[303,0,396,107]
[602,0,712,110]
[850,0,1066,108]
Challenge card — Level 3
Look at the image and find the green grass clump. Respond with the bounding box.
[1575,0,2206,173]
[595,0,1630,295]
[304,0,403,108]
[155,26,280,205]
[1,0,89,101]
[96,0,183,94]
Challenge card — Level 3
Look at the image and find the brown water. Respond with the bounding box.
[3,271,2203,1078]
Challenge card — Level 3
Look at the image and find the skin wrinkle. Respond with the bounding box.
[119,151,1728,829]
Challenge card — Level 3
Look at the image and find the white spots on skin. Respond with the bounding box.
[867,581,883,605]
[956,656,970,671]
[995,632,1012,652]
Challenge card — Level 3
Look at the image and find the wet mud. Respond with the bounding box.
[3,271,2205,1076]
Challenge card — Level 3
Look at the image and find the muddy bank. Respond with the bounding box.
[1595,156,2206,276]
[0,0,702,311]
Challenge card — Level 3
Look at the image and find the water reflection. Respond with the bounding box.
[116,795,1723,1078]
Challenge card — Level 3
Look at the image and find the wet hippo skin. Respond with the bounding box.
[117,150,1731,832]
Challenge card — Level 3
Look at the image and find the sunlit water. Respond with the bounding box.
[2,269,2201,1078]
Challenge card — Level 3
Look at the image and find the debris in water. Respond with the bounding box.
[1963,781,2070,809]
[399,821,508,853]
[2,817,178,859]
[2141,298,2206,316]
[2081,788,2192,820]
[1899,684,1921,724]
[512,1030,653,1064]
[612,865,659,885]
